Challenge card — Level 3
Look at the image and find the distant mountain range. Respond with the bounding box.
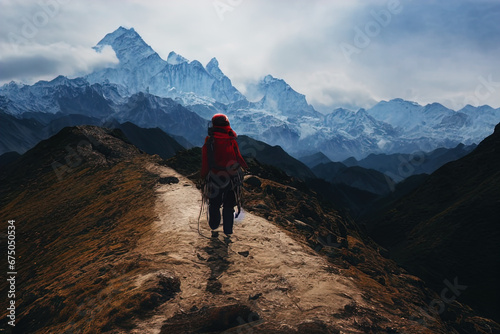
[299,143,476,197]
[341,143,477,182]
[1,26,499,161]
[312,162,394,196]
[0,111,185,167]
[0,86,206,155]
[237,135,315,180]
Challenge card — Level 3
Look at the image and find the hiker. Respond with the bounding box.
[201,114,248,240]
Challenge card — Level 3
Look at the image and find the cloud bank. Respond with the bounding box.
[0,43,118,83]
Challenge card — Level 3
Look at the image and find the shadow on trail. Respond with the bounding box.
[203,238,231,294]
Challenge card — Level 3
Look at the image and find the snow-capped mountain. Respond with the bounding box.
[1,26,500,161]
[458,104,500,140]
[323,108,398,139]
[254,75,319,118]
[364,98,500,149]
[366,99,472,141]
[222,74,324,151]
[0,76,114,117]
[367,98,424,131]
[166,51,188,65]
[86,27,244,105]
[0,75,207,151]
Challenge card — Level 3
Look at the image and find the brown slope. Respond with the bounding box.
[0,126,172,333]
[368,123,500,322]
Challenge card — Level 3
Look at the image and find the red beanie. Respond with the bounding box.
[212,113,230,127]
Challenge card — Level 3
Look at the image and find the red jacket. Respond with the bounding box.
[201,125,248,178]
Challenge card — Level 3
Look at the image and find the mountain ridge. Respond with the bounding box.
[364,122,500,322]
[341,143,477,182]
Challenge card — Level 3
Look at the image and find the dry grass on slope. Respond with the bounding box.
[0,155,172,333]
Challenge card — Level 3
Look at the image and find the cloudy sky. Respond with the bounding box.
[1,0,499,111]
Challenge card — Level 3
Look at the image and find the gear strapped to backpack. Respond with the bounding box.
[203,125,245,217]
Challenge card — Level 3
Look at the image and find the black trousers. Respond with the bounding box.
[208,180,236,235]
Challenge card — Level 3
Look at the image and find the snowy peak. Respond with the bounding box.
[459,104,497,116]
[422,102,452,114]
[2,81,24,90]
[324,107,396,139]
[262,74,280,85]
[166,51,188,65]
[95,26,131,46]
[368,99,455,124]
[368,98,421,115]
[205,57,224,80]
[258,75,291,92]
[367,98,426,130]
[256,74,317,117]
[84,27,245,104]
[48,75,88,87]
[95,26,156,64]
[259,75,295,92]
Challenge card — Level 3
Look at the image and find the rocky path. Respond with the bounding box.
[130,164,364,333]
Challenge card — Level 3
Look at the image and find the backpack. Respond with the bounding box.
[206,127,241,173]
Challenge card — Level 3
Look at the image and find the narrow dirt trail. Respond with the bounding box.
[130,164,364,333]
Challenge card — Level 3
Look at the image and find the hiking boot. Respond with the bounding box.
[224,234,232,244]
[211,230,219,238]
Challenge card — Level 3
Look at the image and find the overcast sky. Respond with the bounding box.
[1,0,499,111]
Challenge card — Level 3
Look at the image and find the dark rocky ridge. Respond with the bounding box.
[366,123,500,322]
